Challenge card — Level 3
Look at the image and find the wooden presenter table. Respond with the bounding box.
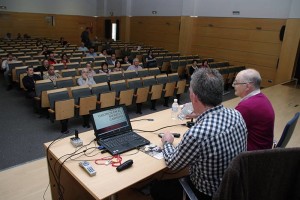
[45,84,300,200]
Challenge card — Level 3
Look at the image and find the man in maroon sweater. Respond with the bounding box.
[233,69,275,151]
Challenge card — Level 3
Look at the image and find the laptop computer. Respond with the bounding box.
[90,105,150,155]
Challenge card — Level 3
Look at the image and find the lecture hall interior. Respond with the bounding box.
[0,0,300,199]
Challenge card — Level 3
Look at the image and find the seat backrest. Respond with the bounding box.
[110,71,124,82]
[47,88,70,109]
[8,61,23,73]
[71,85,92,104]
[110,80,127,92]
[93,73,109,83]
[124,70,137,80]
[35,79,55,97]
[213,148,300,200]
[142,76,157,87]
[156,74,168,84]
[127,78,143,89]
[25,60,41,66]
[168,73,179,82]
[61,69,77,77]
[53,63,65,71]
[148,67,161,76]
[15,66,28,82]
[91,82,110,96]
[82,57,94,63]
[56,77,74,88]
[66,62,80,69]
[137,69,149,77]
[70,57,82,63]
[276,112,300,148]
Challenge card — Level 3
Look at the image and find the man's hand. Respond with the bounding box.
[185,112,199,119]
[161,131,174,145]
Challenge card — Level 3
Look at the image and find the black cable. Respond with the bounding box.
[133,123,186,133]
[45,132,70,200]
[43,183,50,200]
[131,118,154,122]
[56,146,98,197]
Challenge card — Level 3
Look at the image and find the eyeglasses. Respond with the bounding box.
[232,81,253,86]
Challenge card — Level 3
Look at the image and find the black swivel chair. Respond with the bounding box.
[274,112,300,148]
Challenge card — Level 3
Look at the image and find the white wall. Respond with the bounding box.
[0,0,299,19]
[1,0,98,16]
[130,0,183,16]
[289,0,300,18]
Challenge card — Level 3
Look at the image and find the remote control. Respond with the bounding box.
[116,159,133,172]
[79,161,96,176]
[158,133,180,138]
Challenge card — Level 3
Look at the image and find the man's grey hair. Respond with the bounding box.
[190,68,224,107]
[239,69,261,89]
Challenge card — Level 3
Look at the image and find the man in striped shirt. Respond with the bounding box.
[151,68,247,200]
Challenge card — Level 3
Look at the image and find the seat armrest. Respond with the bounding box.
[179,177,198,200]
[48,109,55,113]
[34,96,41,101]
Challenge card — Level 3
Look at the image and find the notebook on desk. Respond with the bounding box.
[90,105,150,155]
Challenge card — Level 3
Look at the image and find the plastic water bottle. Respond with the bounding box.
[171,99,179,120]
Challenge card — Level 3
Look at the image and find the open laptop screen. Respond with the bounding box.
[91,106,131,137]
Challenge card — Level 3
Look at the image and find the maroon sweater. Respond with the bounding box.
[235,93,275,151]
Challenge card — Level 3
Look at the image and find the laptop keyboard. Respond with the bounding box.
[103,132,146,148]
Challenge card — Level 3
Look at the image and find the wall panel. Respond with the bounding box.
[130,16,180,51]
[183,17,285,87]
[0,12,100,45]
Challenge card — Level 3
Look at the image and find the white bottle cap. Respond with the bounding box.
[174,99,178,103]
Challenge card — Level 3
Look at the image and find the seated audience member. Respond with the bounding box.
[86,47,98,58]
[99,49,108,57]
[35,40,42,48]
[145,50,157,68]
[34,59,50,77]
[189,60,199,76]
[151,68,247,200]
[1,53,17,90]
[60,53,70,69]
[17,33,22,39]
[121,55,132,65]
[59,37,68,47]
[200,60,210,68]
[127,58,142,72]
[233,69,275,151]
[39,45,51,58]
[85,62,96,78]
[78,42,89,53]
[99,62,111,74]
[23,33,30,39]
[113,60,123,72]
[4,32,12,40]
[77,68,96,87]
[48,52,57,65]
[121,45,131,58]
[106,53,117,66]
[22,66,42,98]
[43,65,61,87]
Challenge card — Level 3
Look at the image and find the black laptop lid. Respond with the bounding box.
[90,105,132,139]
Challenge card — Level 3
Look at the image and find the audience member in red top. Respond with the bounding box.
[48,52,57,65]
[60,53,70,69]
[200,60,210,68]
